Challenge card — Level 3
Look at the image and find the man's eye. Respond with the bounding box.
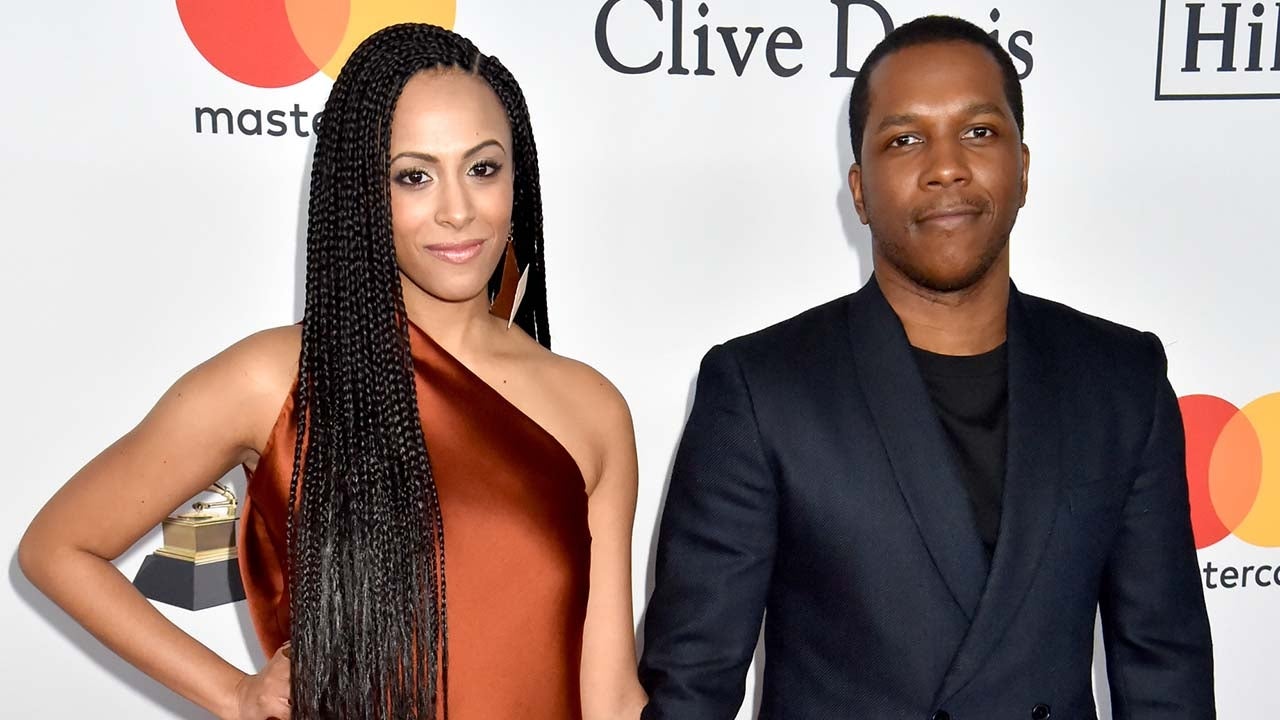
[965,127,995,139]
[891,135,920,148]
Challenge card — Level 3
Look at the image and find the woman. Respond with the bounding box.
[19,23,646,720]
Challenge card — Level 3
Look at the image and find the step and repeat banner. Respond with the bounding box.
[2,1,1275,717]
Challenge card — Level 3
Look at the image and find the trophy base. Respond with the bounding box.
[133,553,246,611]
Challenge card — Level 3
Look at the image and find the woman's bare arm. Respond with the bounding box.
[18,326,299,720]
[572,370,647,720]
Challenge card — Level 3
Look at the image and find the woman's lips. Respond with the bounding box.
[424,238,486,264]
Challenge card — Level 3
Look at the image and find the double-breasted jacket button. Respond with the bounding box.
[1031,703,1051,719]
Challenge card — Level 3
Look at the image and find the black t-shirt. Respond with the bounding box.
[911,343,1009,559]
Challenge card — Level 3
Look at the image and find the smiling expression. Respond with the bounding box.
[850,41,1029,294]
[389,69,514,306]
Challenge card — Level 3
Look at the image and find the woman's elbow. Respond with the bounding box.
[584,686,648,720]
[16,519,72,589]
[16,524,49,586]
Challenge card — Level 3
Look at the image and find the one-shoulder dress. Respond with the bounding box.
[237,321,591,718]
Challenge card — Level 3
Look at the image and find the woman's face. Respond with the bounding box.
[388,70,514,307]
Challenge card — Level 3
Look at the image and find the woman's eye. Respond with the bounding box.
[469,160,502,178]
[396,169,431,186]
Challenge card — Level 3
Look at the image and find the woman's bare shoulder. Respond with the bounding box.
[207,324,300,401]
[532,347,634,455]
[177,324,300,459]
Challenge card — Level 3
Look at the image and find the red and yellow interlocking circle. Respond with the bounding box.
[178,0,456,88]
[1181,393,1280,549]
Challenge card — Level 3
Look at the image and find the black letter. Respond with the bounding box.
[291,103,310,138]
[830,0,894,78]
[237,109,263,136]
[766,27,804,77]
[312,111,324,137]
[1202,561,1218,589]
[596,0,663,74]
[1257,564,1274,587]
[670,0,688,75]
[717,26,764,76]
[1246,3,1266,70]
[1273,2,1280,69]
[1183,2,1241,72]
[194,107,233,134]
[1220,565,1239,588]
[1009,30,1034,79]
[693,2,714,75]
[266,110,287,137]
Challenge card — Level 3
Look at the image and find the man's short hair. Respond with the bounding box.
[848,15,1025,163]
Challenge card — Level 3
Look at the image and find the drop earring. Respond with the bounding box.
[489,232,529,329]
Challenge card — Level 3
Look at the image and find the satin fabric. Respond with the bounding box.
[238,321,591,718]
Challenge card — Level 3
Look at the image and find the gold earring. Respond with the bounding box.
[489,234,529,329]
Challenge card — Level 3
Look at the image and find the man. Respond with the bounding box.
[639,15,1214,720]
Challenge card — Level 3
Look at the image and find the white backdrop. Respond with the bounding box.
[2,1,1276,717]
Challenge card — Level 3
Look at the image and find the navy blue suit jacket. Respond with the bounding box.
[639,277,1214,719]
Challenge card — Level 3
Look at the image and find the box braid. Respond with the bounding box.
[285,23,550,719]
[476,51,550,346]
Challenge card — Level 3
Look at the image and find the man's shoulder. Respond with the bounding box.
[683,293,863,403]
[717,293,855,363]
[1019,289,1165,375]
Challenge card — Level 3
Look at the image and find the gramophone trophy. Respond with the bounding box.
[132,481,246,610]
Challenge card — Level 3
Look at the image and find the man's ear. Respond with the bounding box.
[849,163,869,224]
[1019,143,1030,208]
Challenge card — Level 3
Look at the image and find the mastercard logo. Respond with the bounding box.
[177,0,457,88]
[1181,393,1280,549]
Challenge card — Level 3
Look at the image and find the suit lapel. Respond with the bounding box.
[847,277,989,621]
[934,285,1065,704]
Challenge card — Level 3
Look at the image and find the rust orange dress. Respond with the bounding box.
[237,321,591,718]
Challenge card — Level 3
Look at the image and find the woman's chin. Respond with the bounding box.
[402,279,491,306]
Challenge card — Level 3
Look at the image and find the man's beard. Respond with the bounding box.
[873,228,1010,294]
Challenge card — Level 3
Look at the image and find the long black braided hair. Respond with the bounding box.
[286,23,549,719]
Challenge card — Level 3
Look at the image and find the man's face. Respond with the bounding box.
[850,41,1029,294]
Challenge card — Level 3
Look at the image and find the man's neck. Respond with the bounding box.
[875,255,1010,357]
